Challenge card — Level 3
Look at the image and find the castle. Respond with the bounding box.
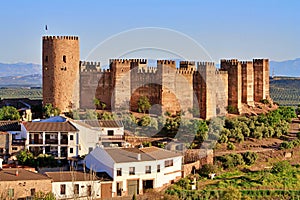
[42,36,270,119]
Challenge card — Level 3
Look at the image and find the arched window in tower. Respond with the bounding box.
[63,55,66,63]
[45,56,48,62]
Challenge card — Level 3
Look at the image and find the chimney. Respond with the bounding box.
[137,153,141,161]
[0,158,3,170]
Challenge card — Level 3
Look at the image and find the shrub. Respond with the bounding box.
[271,161,291,174]
[227,142,235,150]
[218,134,228,143]
[199,164,218,177]
[242,151,258,165]
[226,105,238,114]
[279,141,294,149]
[260,99,270,104]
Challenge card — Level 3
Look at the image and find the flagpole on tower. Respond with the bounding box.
[45,25,48,35]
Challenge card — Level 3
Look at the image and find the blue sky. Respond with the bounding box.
[0,0,299,64]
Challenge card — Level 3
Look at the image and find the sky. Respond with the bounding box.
[0,0,299,64]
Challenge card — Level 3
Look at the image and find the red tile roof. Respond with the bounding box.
[0,168,51,181]
[23,121,78,132]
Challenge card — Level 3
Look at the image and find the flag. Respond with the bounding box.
[45,25,48,31]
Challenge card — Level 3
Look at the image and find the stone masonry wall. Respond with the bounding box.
[42,36,80,112]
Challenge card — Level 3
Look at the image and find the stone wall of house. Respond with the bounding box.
[0,178,52,199]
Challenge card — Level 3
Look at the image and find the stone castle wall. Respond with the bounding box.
[43,36,270,119]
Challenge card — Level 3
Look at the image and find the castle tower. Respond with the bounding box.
[220,59,242,113]
[110,59,132,111]
[42,36,80,112]
[253,59,270,101]
[157,60,181,115]
[241,61,254,106]
[196,62,217,119]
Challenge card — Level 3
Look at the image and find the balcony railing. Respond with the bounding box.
[12,139,26,146]
[100,135,124,141]
[45,139,58,144]
[29,139,43,145]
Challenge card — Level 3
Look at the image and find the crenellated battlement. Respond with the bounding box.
[109,58,148,64]
[176,68,195,74]
[137,67,157,74]
[215,70,228,75]
[240,61,253,65]
[197,62,216,72]
[43,36,79,40]
[157,60,175,65]
[220,59,239,65]
[253,58,268,64]
[80,61,101,72]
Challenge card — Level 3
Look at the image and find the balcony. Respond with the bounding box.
[29,139,43,145]
[100,135,124,142]
[12,139,26,146]
[45,139,58,144]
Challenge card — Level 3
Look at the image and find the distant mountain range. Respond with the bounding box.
[0,62,42,77]
[0,58,299,87]
[270,58,300,77]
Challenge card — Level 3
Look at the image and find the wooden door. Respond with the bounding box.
[101,183,112,199]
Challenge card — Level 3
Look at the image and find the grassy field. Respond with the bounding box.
[0,88,42,99]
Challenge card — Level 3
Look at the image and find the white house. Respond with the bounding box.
[69,120,100,156]
[71,120,125,153]
[45,171,113,199]
[84,146,183,197]
[23,121,79,158]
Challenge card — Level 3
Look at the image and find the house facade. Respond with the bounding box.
[45,171,112,199]
[0,168,52,199]
[23,121,79,158]
[84,146,183,197]
[0,121,27,159]
[71,120,125,153]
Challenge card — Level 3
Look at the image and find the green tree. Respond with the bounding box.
[0,106,20,120]
[137,96,151,113]
[93,98,101,109]
[199,164,218,177]
[43,103,61,118]
[85,109,98,120]
[16,150,35,166]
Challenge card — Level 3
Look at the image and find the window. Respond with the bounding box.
[74,184,79,195]
[107,130,114,136]
[45,55,48,62]
[7,188,14,198]
[157,164,160,173]
[117,168,122,176]
[30,188,36,196]
[70,148,73,154]
[60,184,66,195]
[12,147,18,151]
[70,135,74,141]
[63,55,66,63]
[145,166,151,174]
[89,147,93,153]
[165,159,173,167]
[129,167,135,175]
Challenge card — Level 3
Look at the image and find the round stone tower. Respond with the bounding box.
[42,36,80,112]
